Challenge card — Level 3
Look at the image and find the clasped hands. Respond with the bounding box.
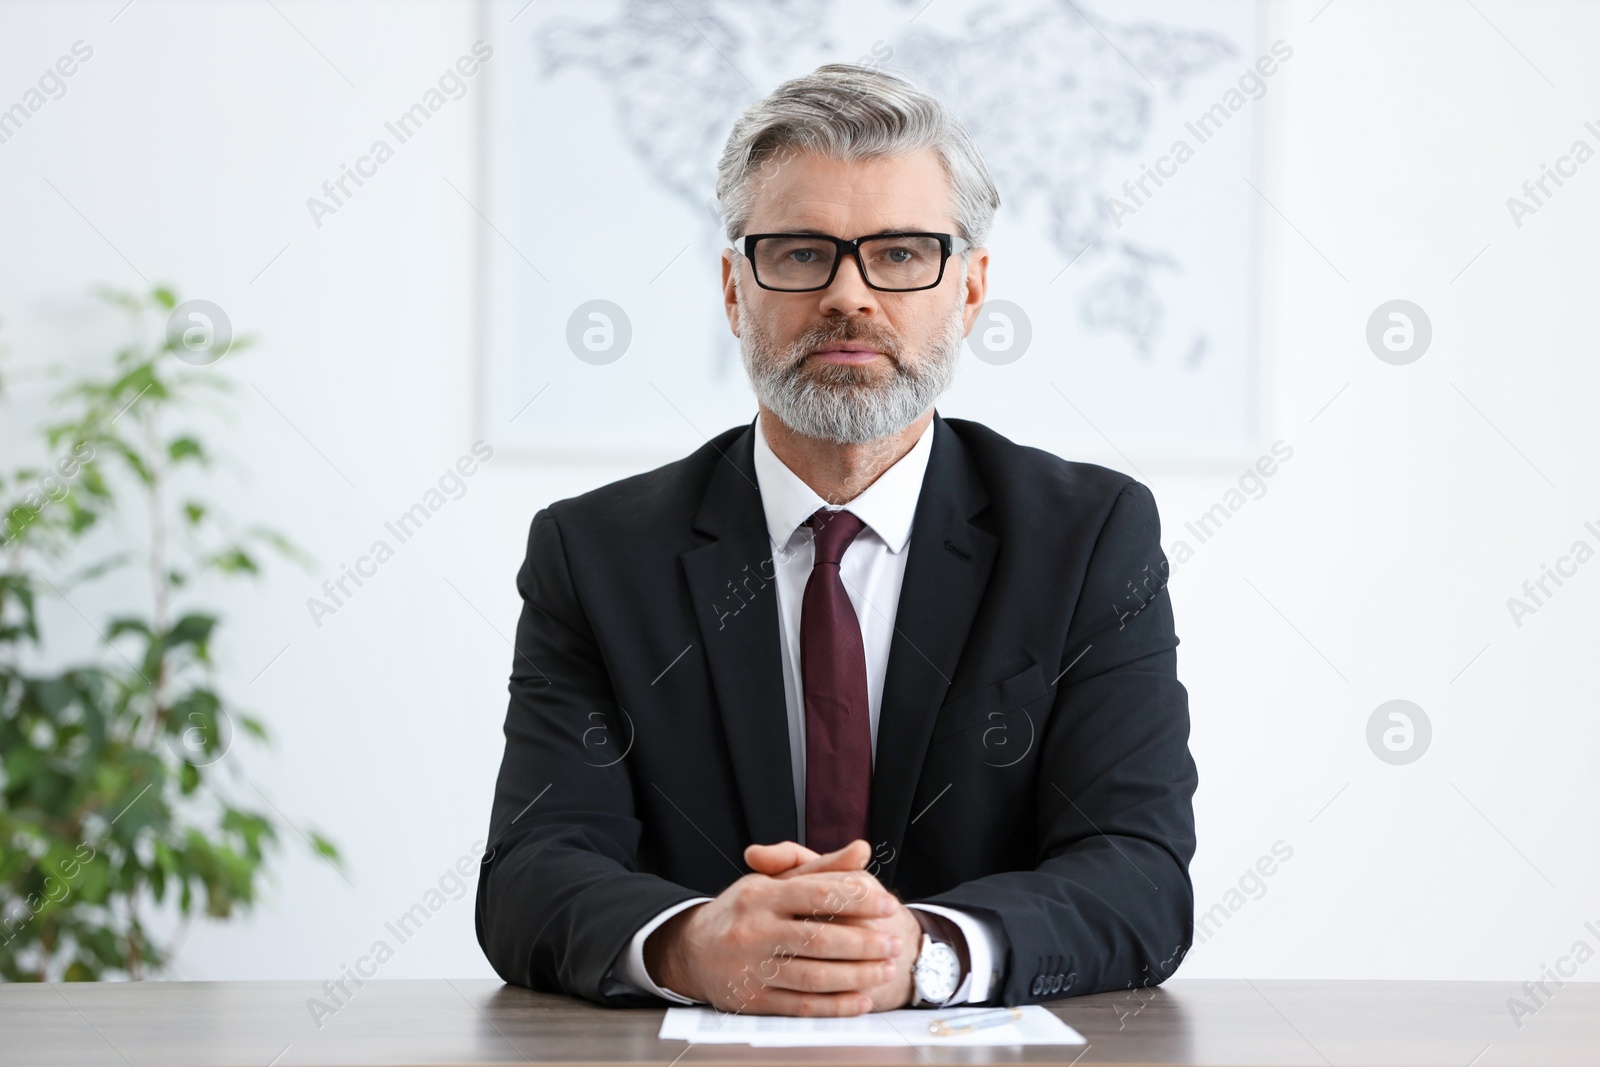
[642,838,926,1015]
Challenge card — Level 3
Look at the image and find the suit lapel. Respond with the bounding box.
[679,420,798,849]
[868,414,996,885]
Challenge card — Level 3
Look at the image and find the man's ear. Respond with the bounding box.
[960,247,990,336]
[721,251,741,337]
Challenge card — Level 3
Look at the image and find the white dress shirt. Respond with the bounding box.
[607,411,1002,1005]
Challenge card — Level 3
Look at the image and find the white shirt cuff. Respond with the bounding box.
[606,897,713,1004]
[908,903,1002,1004]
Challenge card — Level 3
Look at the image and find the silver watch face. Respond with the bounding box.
[914,940,961,1004]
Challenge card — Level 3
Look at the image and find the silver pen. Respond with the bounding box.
[927,1006,1023,1037]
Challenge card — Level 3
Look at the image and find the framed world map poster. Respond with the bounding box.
[475,0,1270,467]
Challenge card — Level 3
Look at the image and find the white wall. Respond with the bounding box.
[1,0,1596,993]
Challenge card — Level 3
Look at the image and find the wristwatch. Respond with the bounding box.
[909,909,969,1007]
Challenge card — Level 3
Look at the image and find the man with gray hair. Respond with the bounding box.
[477,63,1198,1016]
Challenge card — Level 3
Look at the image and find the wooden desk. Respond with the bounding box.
[1,979,1594,1066]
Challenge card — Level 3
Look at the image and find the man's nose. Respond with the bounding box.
[819,251,878,312]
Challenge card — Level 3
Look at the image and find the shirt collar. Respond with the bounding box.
[750,410,935,556]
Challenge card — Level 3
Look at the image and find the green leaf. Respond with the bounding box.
[109,363,168,408]
[5,744,42,790]
[310,833,341,863]
[167,688,222,753]
[103,438,154,487]
[78,463,110,499]
[60,552,132,589]
[28,676,76,716]
[166,613,216,650]
[105,616,152,642]
[206,548,258,576]
[92,283,144,313]
[148,857,167,902]
[183,501,205,526]
[63,960,96,982]
[244,526,315,571]
[168,437,205,465]
[2,504,39,539]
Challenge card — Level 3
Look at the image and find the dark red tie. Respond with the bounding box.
[800,507,872,854]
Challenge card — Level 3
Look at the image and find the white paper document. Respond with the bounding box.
[659,1006,1085,1047]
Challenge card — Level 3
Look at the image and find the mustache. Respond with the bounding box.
[789,325,900,368]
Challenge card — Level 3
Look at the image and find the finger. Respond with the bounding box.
[774,917,901,961]
[744,840,821,875]
[768,870,897,921]
[733,987,874,1017]
[746,839,872,878]
[759,955,898,996]
[773,839,872,880]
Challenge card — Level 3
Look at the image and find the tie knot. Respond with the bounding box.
[806,507,866,566]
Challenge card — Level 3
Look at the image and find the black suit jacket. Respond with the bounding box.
[475,412,1198,1007]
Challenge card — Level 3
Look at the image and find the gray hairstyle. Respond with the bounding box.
[715,62,1001,250]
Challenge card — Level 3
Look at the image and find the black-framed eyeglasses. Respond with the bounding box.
[730,231,972,293]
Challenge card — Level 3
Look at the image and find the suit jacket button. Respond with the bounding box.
[1030,976,1043,996]
[1064,972,1076,990]
[1049,974,1062,993]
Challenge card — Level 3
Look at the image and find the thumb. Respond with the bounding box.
[747,839,873,879]
[744,840,821,875]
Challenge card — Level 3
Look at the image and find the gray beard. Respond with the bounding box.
[737,291,965,445]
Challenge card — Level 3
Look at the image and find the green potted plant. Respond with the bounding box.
[0,284,341,981]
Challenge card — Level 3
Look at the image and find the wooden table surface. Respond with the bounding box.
[1,979,1595,1067]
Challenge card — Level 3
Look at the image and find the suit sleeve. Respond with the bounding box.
[603,897,714,1002]
[915,480,1199,1004]
[474,507,707,1004]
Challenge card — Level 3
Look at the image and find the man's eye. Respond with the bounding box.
[873,244,928,264]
